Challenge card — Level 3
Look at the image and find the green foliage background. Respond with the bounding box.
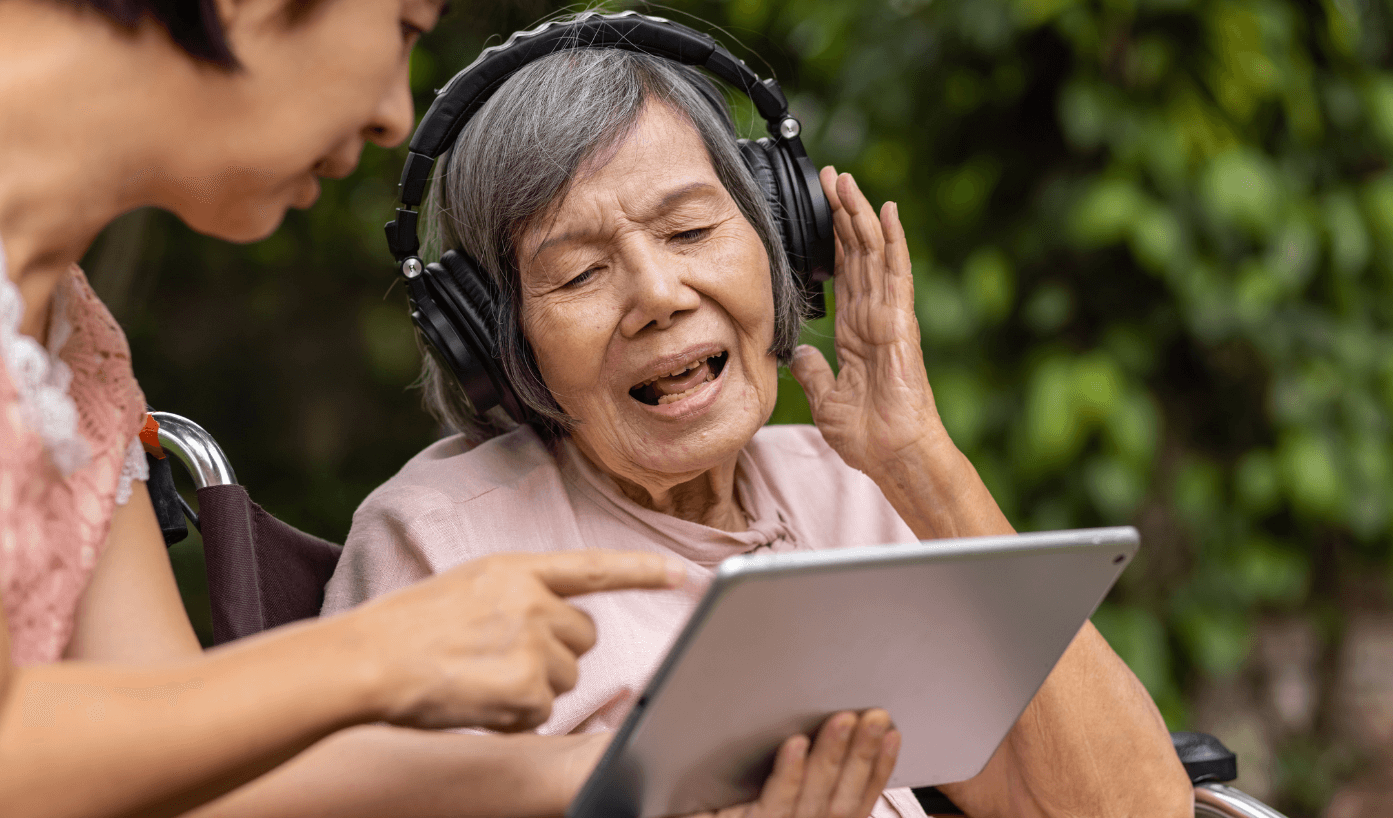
[90,0,1393,813]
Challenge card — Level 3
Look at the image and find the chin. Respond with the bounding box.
[631,403,773,476]
[186,201,290,245]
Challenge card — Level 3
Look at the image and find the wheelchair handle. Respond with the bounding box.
[151,411,237,488]
[1195,782,1289,817]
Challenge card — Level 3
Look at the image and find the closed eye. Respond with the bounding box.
[401,21,426,47]
[670,227,711,243]
[563,266,600,289]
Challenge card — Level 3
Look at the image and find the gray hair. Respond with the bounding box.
[417,44,805,441]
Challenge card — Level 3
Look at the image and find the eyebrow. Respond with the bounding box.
[532,182,719,256]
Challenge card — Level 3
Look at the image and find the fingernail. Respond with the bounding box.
[787,734,810,757]
[664,556,687,586]
[793,344,817,358]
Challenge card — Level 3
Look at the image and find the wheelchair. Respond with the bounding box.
[145,411,1290,818]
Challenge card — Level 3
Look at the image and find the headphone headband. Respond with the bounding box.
[385,10,805,264]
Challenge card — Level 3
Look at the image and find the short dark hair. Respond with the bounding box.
[68,0,323,69]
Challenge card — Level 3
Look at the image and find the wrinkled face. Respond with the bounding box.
[169,0,445,241]
[517,103,780,489]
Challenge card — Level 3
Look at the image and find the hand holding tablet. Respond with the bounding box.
[689,710,900,818]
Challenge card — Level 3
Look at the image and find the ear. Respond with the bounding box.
[211,0,305,45]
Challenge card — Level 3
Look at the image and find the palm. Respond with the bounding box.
[793,171,940,475]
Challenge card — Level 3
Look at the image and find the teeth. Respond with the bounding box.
[656,369,716,405]
[639,356,708,388]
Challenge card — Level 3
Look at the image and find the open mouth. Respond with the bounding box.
[629,351,729,406]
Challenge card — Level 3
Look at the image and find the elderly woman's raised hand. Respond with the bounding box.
[696,710,900,818]
[338,551,683,732]
[790,170,943,479]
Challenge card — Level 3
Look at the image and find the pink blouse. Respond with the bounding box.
[1,260,147,665]
[324,424,928,818]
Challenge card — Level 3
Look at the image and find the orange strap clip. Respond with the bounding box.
[140,413,165,459]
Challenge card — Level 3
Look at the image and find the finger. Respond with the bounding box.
[825,176,874,299]
[819,166,842,214]
[819,166,848,274]
[853,730,901,818]
[752,734,809,818]
[526,550,686,596]
[879,202,914,299]
[835,174,886,258]
[826,710,891,818]
[542,596,598,656]
[789,345,835,418]
[825,176,864,261]
[540,628,582,695]
[880,202,910,276]
[794,712,856,818]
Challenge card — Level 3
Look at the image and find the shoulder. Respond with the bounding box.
[747,423,843,463]
[60,267,146,449]
[745,424,870,494]
[379,424,560,503]
[746,424,914,549]
[324,426,570,613]
[349,424,563,540]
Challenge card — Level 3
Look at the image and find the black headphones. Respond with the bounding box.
[385,10,834,422]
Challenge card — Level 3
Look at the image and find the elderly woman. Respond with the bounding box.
[324,46,1193,818]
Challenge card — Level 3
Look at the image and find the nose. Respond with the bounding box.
[364,60,414,149]
[618,240,702,337]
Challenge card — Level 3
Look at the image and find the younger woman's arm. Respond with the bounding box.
[1,483,683,818]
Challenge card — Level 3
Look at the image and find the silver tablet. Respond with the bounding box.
[567,526,1139,818]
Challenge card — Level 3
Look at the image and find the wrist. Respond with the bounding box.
[869,434,1014,540]
[293,611,396,726]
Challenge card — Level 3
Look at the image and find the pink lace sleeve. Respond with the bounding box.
[1,266,147,664]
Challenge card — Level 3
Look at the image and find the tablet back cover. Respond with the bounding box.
[569,527,1138,818]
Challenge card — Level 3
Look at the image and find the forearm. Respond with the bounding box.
[0,617,383,818]
[869,435,1014,541]
[183,727,603,818]
[874,443,1188,815]
[941,624,1191,818]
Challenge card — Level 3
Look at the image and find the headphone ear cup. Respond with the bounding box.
[738,138,782,232]
[415,251,526,421]
[739,137,834,317]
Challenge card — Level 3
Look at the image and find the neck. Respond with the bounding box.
[0,3,191,336]
[573,440,748,532]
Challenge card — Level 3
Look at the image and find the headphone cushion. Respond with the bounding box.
[427,252,512,407]
[448,252,500,325]
[436,252,497,346]
[738,139,783,240]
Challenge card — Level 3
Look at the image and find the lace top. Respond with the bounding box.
[1,242,148,665]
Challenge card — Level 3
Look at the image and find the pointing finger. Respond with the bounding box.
[525,551,686,597]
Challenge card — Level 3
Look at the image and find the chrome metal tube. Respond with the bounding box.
[1194,783,1289,818]
[151,411,237,489]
